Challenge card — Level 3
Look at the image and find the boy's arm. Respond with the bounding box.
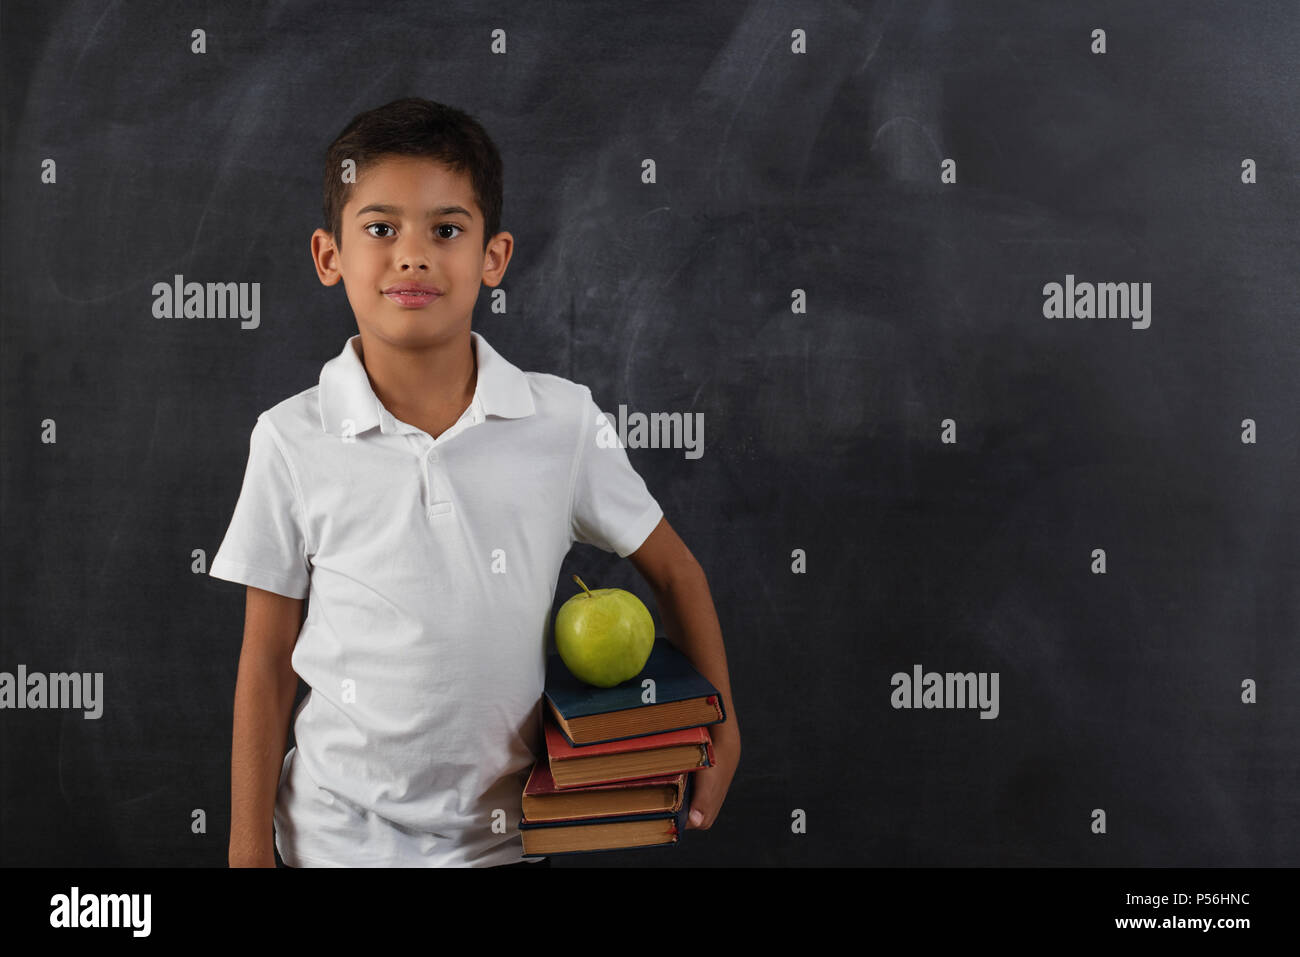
[629,517,739,830]
[229,585,304,867]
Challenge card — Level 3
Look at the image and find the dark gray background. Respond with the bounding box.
[3,0,1298,866]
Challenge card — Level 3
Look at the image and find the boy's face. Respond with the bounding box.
[311,155,512,349]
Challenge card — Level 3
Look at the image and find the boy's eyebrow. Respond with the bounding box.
[355,203,474,220]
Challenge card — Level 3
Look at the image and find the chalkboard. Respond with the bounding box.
[2,0,1298,875]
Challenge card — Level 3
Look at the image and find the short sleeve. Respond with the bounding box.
[210,414,312,599]
[569,388,664,558]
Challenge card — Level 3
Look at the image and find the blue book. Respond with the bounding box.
[544,636,726,746]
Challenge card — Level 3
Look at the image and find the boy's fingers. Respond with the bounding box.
[685,759,736,829]
[686,775,718,828]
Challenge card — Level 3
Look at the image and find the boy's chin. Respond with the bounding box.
[358,314,470,346]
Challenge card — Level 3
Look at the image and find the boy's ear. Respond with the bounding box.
[480,230,514,288]
[310,228,343,286]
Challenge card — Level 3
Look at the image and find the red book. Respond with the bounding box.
[544,714,714,789]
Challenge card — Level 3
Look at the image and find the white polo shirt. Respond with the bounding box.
[210,330,663,867]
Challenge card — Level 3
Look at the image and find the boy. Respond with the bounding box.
[213,98,739,867]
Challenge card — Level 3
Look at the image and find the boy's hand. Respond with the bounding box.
[626,521,739,832]
[686,726,739,829]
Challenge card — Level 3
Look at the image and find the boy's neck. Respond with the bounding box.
[356,328,478,424]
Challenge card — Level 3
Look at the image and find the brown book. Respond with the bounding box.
[519,812,682,856]
[521,760,686,823]
[518,768,694,856]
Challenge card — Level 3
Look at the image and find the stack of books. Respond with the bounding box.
[518,636,727,856]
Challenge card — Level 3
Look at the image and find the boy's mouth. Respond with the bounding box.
[383,283,442,308]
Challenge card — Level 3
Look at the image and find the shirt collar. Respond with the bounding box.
[317,330,535,437]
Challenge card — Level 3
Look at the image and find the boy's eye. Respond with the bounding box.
[364,223,463,240]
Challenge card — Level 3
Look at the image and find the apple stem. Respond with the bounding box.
[573,574,594,598]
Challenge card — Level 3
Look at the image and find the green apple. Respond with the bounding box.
[555,574,655,688]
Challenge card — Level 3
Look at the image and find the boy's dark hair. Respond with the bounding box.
[322,97,504,254]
